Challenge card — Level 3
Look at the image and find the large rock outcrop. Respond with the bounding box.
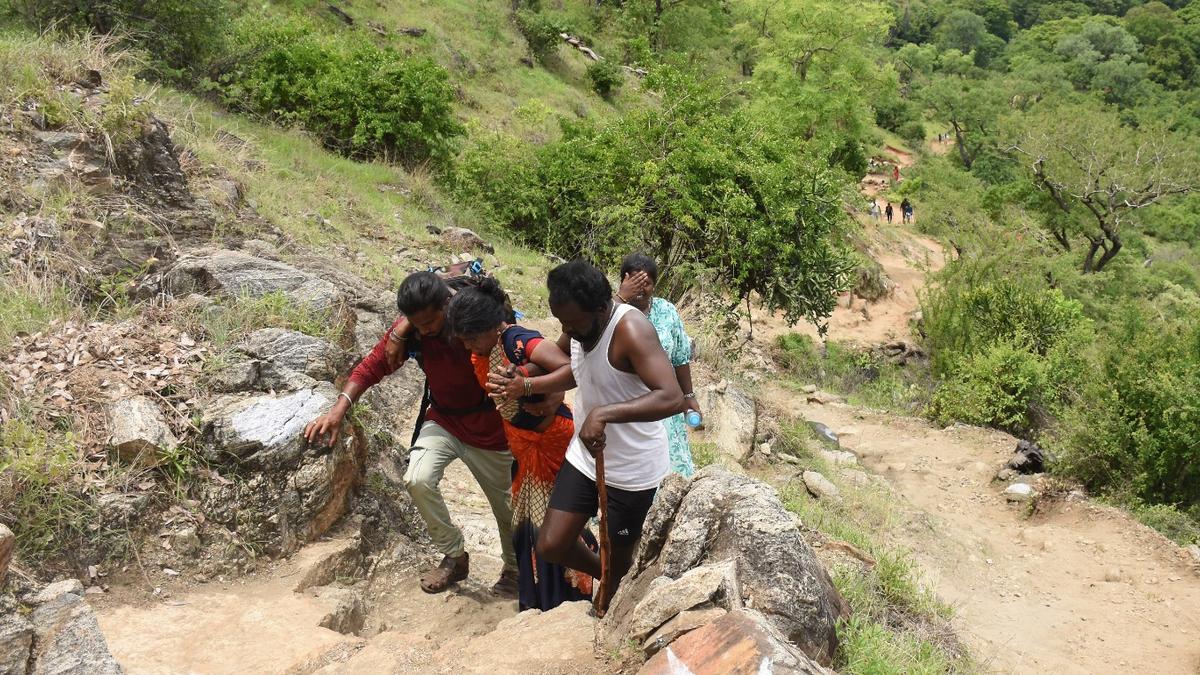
[640,609,831,674]
[600,467,847,668]
[696,381,758,463]
[0,580,124,675]
[239,328,345,381]
[163,249,342,311]
[199,383,365,554]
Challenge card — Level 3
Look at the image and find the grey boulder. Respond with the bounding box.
[601,467,847,667]
[201,384,337,470]
[163,249,341,311]
[25,582,122,675]
[696,381,758,463]
[105,396,178,467]
[238,328,345,384]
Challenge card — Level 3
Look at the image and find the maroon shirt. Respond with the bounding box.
[349,318,507,452]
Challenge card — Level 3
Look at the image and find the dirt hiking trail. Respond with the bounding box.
[789,399,1200,674]
[755,139,1200,673]
[752,143,943,347]
[95,459,604,674]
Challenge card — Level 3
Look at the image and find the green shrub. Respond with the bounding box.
[451,132,547,229]
[922,275,1092,434]
[1131,503,1200,546]
[1047,312,1200,507]
[924,279,1088,370]
[11,0,230,80]
[515,9,562,63]
[586,59,624,99]
[453,66,853,331]
[927,340,1048,432]
[218,14,463,165]
[898,120,927,145]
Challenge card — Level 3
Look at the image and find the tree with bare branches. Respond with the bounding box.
[1010,103,1199,273]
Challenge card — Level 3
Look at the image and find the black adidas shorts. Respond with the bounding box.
[548,461,657,546]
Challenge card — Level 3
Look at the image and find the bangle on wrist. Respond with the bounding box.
[523,377,533,398]
[616,293,628,304]
[338,392,354,407]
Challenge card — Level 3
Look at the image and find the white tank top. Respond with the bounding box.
[565,304,669,491]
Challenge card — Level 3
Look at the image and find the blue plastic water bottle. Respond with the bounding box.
[685,410,703,428]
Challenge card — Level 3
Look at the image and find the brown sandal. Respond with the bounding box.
[491,568,519,598]
[420,553,469,593]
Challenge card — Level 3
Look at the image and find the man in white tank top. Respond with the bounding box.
[489,260,683,607]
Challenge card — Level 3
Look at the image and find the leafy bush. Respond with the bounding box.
[453,67,853,330]
[11,0,230,79]
[923,278,1089,373]
[922,272,1092,433]
[1132,503,1200,546]
[218,14,463,165]
[898,120,927,146]
[1047,311,1200,507]
[515,9,561,63]
[927,340,1048,432]
[586,59,624,99]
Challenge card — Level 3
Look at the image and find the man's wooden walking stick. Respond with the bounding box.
[594,448,612,617]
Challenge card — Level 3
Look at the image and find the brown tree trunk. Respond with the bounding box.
[1082,239,1101,273]
[1050,226,1071,252]
[952,121,974,170]
[1093,236,1122,272]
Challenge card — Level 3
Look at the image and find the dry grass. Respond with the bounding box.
[761,421,972,674]
[0,29,150,145]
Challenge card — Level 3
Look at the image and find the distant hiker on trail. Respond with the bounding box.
[616,253,701,477]
[491,260,682,610]
[445,278,598,611]
[901,198,912,224]
[892,164,901,183]
[868,200,881,221]
[885,202,894,223]
[304,271,518,597]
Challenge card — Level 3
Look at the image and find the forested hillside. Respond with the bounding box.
[1,0,1199,671]
[4,0,1198,558]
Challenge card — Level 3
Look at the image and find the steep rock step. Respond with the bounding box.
[318,602,604,674]
[96,538,366,674]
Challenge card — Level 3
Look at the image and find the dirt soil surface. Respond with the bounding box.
[96,459,606,674]
[793,400,1200,675]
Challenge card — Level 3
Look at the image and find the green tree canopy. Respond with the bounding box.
[455,67,855,328]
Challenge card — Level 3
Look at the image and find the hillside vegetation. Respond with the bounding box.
[1,0,1199,668]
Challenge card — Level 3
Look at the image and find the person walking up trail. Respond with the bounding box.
[490,260,683,611]
[304,271,518,596]
[616,253,701,477]
[885,202,894,223]
[446,278,598,611]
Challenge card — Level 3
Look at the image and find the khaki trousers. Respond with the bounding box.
[403,421,516,569]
